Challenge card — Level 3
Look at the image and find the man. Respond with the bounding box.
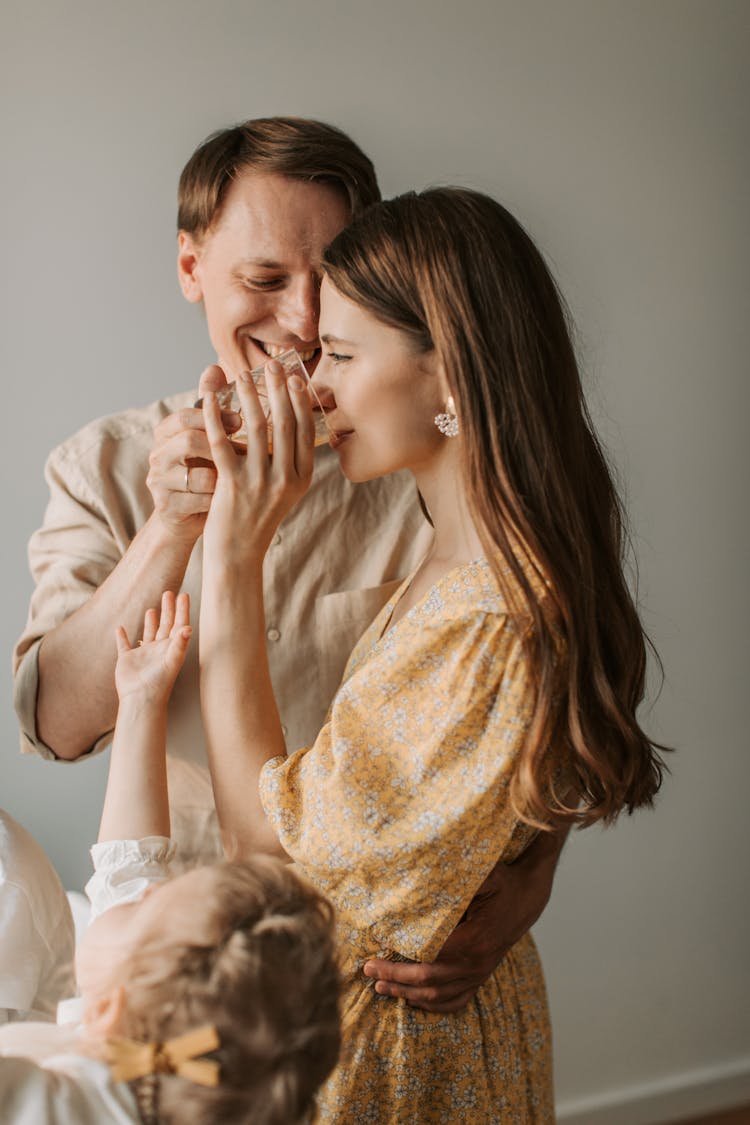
[13,118,565,1010]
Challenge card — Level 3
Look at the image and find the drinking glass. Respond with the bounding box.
[195,349,332,451]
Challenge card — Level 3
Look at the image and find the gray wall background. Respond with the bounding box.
[2,2,748,1122]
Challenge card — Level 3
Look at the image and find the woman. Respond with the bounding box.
[199,187,665,1123]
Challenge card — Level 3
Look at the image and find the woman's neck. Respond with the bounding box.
[413,452,484,568]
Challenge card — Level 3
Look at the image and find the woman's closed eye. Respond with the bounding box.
[326,351,352,363]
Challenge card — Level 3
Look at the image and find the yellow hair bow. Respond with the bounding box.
[105,1024,220,1086]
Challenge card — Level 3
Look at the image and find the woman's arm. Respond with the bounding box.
[199,364,314,859]
[97,591,191,842]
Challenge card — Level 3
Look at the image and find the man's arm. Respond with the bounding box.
[36,512,198,760]
[23,369,233,762]
[364,825,570,1011]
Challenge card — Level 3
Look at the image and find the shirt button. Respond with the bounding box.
[281,725,288,737]
[267,627,281,642]
[272,533,282,546]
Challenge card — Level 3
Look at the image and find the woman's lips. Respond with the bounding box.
[329,430,354,450]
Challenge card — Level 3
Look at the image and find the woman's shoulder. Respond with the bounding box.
[418,556,535,627]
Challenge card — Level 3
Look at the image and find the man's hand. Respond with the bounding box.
[363,827,569,1012]
[146,365,240,542]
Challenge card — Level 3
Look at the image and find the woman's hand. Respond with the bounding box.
[201,361,315,570]
[114,591,192,706]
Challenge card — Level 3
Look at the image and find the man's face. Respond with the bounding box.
[178,171,351,379]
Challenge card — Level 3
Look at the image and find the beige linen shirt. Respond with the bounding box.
[13,391,433,862]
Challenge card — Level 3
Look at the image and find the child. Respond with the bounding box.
[0,592,340,1125]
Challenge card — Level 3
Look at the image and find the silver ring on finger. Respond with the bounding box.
[184,465,192,493]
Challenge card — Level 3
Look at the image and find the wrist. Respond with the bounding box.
[202,548,265,585]
[146,508,203,552]
[116,694,169,724]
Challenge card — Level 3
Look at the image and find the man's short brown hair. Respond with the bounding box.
[177,116,380,237]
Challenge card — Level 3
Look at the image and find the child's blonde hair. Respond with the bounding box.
[114,856,340,1125]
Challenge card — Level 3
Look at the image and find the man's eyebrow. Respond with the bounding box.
[320,334,356,346]
[237,257,286,269]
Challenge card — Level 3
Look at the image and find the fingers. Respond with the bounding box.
[365,967,482,1012]
[133,592,190,650]
[235,370,272,475]
[142,607,159,645]
[166,622,193,673]
[259,362,314,483]
[155,592,176,641]
[202,390,246,477]
[363,947,493,1012]
[165,592,192,674]
[198,364,229,396]
[114,625,131,654]
[288,374,316,482]
[174,592,190,632]
[181,463,217,496]
[263,360,295,465]
[364,957,467,988]
[202,384,264,477]
[149,378,240,527]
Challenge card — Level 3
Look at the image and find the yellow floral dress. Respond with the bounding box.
[260,558,557,1123]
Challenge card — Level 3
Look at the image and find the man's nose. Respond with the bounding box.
[276,277,319,343]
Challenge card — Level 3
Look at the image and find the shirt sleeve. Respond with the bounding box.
[260,608,549,963]
[85,838,177,921]
[12,439,129,761]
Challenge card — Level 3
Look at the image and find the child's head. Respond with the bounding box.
[77,856,340,1125]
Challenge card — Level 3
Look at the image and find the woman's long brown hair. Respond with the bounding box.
[323,187,667,828]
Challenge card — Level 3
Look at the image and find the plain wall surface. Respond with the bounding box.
[2,1,748,1119]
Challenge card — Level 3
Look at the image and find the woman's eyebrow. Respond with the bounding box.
[320,333,356,346]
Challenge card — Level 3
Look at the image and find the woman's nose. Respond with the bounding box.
[310,358,337,411]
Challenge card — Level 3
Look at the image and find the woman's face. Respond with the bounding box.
[312,278,448,483]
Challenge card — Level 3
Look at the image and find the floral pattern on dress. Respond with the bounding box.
[260,559,558,1123]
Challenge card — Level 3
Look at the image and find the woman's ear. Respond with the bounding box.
[430,354,452,406]
[177,231,204,304]
[84,984,127,1039]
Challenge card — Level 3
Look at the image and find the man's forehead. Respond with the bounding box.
[213,172,349,260]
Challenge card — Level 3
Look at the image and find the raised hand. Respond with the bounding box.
[114,591,192,706]
[201,360,315,569]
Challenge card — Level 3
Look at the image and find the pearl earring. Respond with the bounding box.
[434,395,459,437]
